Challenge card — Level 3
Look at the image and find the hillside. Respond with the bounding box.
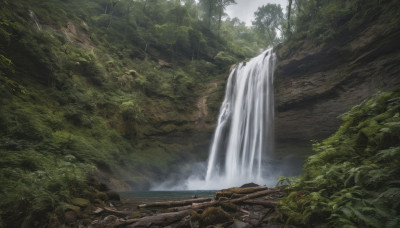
[275,0,400,145]
[0,0,264,226]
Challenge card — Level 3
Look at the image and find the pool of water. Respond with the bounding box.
[119,190,216,205]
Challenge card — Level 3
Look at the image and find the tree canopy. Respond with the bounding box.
[252,3,284,46]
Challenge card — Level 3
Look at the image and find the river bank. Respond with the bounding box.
[82,184,291,228]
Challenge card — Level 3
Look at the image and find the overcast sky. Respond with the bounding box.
[225,0,288,26]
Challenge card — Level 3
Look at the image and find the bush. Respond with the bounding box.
[0,154,90,227]
[278,88,400,227]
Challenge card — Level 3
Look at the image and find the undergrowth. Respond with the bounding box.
[277,88,400,227]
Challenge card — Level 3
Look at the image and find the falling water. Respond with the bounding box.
[186,49,276,189]
[29,10,42,31]
[152,49,277,190]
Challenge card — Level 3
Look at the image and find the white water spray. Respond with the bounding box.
[29,10,42,31]
[187,49,276,190]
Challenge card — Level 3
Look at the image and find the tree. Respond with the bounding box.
[199,0,217,30]
[252,4,284,46]
[287,0,293,37]
[216,0,236,35]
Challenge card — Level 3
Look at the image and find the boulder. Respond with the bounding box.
[71,198,90,208]
[64,211,77,224]
[106,190,121,201]
[199,207,233,227]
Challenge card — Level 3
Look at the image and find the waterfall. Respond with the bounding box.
[29,10,42,31]
[153,49,277,190]
[187,49,276,189]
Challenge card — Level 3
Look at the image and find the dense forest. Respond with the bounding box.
[1,0,399,227]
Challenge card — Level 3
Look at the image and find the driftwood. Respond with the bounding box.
[242,199,278,207]
[229,188,281,204]
[215,186,268,199]
[115,210,190,227]
[137,197,212,209]
[102,207,131,217]
[168,187,280,212]
[168,200,218,212]
[90,186,284,228]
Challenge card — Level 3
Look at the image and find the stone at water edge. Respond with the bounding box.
[232,221,251,228]
[105,190,121,201]
[240,183,260,188]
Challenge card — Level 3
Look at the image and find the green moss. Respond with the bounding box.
[131,211,142,219]
[199,207,233,227]
[65,205,80,214]
[220,203,238,213]
[71,198,90,208]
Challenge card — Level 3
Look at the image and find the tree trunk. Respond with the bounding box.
[137,197,212,209]
[116,210,191,227]
[215,186,268,199]
[287,0,293,37]
[228,188,281,204]
[266,29,274,46]
[218,6,222,36]
[169,187,281,212]
[208,0,212,29]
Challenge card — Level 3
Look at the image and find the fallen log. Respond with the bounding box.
[168,200,218,212]
[115,210,190,227]
[242,199,278,207]
[137,197,212,209]
[169,188,282,212]
[102,207,131,217]
[229,188,281,204]
[215,186,268,199]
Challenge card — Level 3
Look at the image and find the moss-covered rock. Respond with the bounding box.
[220,203,238,213]
[65,204,81,214]
[71,198,90,208]
[199,207,233,227]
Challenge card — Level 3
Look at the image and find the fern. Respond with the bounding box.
[278,88,400,227]
[386,216,400,228]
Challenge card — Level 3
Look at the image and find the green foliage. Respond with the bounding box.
[253,4,284,46]
[279,0,400,58]
[214,51,237,67]
[120,100,144,122]
[278,88,400,227]
[0,0,263,226]
[0,152,90,228]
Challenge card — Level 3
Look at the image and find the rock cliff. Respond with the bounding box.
[274,6,400,145]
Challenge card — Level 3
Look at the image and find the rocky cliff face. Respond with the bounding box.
[274,9,400,145]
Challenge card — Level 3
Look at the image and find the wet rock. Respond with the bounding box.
[240,183,259,188]
[93,207,104,214]
[66,204,81,213]
[64,211,77,223]
[232,221,251,228]
[106,190,121,201]
[97,215,119,226]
